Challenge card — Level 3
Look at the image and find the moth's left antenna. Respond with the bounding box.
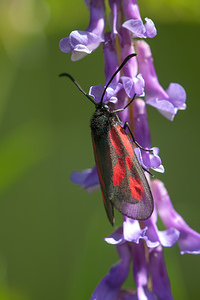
[59,73,96,106]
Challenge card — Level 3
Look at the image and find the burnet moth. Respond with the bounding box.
[60,54,154,225]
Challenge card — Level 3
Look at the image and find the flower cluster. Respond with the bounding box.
[60,0,200,299]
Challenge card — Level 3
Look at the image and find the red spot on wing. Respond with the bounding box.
[97,165,105,189]
[110,126,136,187]
[110,127,122,156]
[129,176,144,201]
[117,125,134,158]
[126,155,133,170]
[113,158,126,186]
[100,188,107,205]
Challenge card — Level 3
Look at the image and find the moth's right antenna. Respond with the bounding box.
[100,53,136,104]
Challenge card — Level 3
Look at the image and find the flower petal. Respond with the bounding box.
[149,245,173,300]
[131,242,157,300]
[166,83,187,110]
[144,17,157,38]
[89,82,122,103]
[122,0,156,39]
[104,228,124,245]
[60,0,105,60]
[70,166,100,193]
[123,218,148,243]
[157,228,180,247]
[135,40,186,120]
[133,99,164,171]
[90,243,131,300]
[122,19,146,38]
[151,179,200,254]
[121,74,145,98]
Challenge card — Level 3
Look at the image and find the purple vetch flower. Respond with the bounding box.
[101,214,177,299]
[108,0,121,36]
[120,74,144,99]
[119,28,138,78]
[59,0,105,61]
[59,0,198,297]
[114,27,144,125]
[89,32,123,103]
[91,236,173,299]
[131,241,157,300]
[70,166,99,193]
[144,209,180,248]
[105,212,179,250]
[114,88,130,125]
[135,40,186,121]
[90,240,155,300]
[151,179,200,255]
[90,243,131,300]
[133,98,164,172]
[119,27,145,99]
[149,245,174,300]
[122,0,157,39]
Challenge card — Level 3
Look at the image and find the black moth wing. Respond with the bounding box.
[91,108,154,225]
[108,124,154,221]
[91,130,115,225]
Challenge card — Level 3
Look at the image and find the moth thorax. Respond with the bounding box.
[90,113,110,137]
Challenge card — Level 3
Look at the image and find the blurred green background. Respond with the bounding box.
[0,0,199,299]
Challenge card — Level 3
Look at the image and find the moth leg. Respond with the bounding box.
[115,114,122,124]
[123,122,153,154]
[112,94,136,114]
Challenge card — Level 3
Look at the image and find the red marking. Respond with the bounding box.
[110,127,122,156]
[97,165,105,189]
[113,157,126,186]
[110,126,135,187]
[117,125,134,158]
[100,188,107,205]
[126,155,133,170]
[110,127,125,186]
[129,176,144,201]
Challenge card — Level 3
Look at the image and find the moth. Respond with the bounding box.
[60,54,154,225]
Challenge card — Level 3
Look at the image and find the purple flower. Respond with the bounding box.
[120,74,144,98]
[120,28,138,78]
[89,32,123,103]
[133,98,164,172]
[59,0,105,61]
[131,242,157,300]
[135,40,186,120]
[60,0,198,298]
[70,166,99,193]
[118,27,145,99]
[90,243,131,300]
[90,240,155,300]
[108,0,121,36]
[151,179,200,255]
[92,235,173,299]
[105,213,179,249]
[149,245,174,300]
[122,0,157,39]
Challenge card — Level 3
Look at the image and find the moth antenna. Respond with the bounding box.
[59,73,96,106]
[100,53,136,104]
